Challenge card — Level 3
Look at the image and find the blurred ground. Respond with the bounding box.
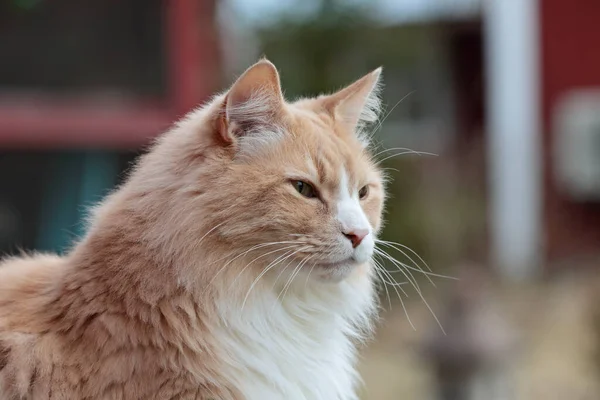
[358,267,600,400]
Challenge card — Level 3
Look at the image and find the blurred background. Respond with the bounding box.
[1,0,600,399]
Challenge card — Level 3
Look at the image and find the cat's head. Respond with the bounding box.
[133,60,385,284]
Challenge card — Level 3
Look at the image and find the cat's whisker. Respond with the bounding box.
[370,91,415,136]
[215,241,300,266]
[284,256,313,299]
[377,242,436,287]
[270,255,298,294]
[374,258,410,299]
[372,259,415,330]
[277,255,313,305]
[194,220,228,248]
[372,146,422,159]
[398,262,455,282]
[372,260,393,310]
[241,249,299,307]
[374,269,392,310]
[376,150,438,165]
[379,269,410,291]
[208,241,300,287]
[374,249,445,334]
[304,262,317,291]
[376,240,457,281]
[268,252,311,315]
[375,249,422,294]
[241,246,311,311]
[373,258,408,293]
[376,244,435,282]
[383,256,425,307]
[375,239,433,272]
[275,265,300,306]
[231,245,303,290]
[379,167,400,173]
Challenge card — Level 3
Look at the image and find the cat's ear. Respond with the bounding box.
[322,68,382,132]
[218,59,284,143]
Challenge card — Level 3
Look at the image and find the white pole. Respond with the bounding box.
[484,0,542,280]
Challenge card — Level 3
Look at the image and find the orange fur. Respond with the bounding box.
[0,60,385,399]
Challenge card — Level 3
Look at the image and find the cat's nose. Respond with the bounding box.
[343,229,369,248]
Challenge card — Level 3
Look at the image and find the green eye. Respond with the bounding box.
[359,185,369,199]
[293,180,316,198]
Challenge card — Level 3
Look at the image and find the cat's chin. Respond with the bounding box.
[313,260,363,283]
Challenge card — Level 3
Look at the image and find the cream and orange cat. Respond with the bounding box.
[0,60,386,399]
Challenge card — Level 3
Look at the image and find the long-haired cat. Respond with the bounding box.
[0,59,385,399]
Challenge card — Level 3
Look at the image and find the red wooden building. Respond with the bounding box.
[423,0,600,276]
[463,0,600,276]
[539,0,600,264]
[0,0,219,148]
[0,0,219,252]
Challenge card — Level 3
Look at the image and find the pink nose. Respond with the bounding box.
[343,229,369,248]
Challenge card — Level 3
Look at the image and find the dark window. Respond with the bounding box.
[0,0,166,98]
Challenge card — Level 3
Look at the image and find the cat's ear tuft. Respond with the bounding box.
[219,60,284,143]
[322,68,383,133]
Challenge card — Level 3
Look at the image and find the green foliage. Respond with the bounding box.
[379,158,428,257]
[11,0,42,11]
[256,0,431,99]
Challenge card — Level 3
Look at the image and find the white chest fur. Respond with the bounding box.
[215,268,376,400]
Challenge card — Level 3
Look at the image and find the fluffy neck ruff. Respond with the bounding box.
[212,262,377,400]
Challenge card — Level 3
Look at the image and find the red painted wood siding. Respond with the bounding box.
[540,0,600,261]
[0,0,219,149]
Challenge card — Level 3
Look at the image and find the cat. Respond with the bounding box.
[0,59,386,400]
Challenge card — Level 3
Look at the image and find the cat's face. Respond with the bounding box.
[155,61,385,284]
[197,61,386,283]
[225,103,384,282]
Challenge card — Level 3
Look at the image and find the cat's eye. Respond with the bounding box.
[293,180,316,198]
[359,185,369,200]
